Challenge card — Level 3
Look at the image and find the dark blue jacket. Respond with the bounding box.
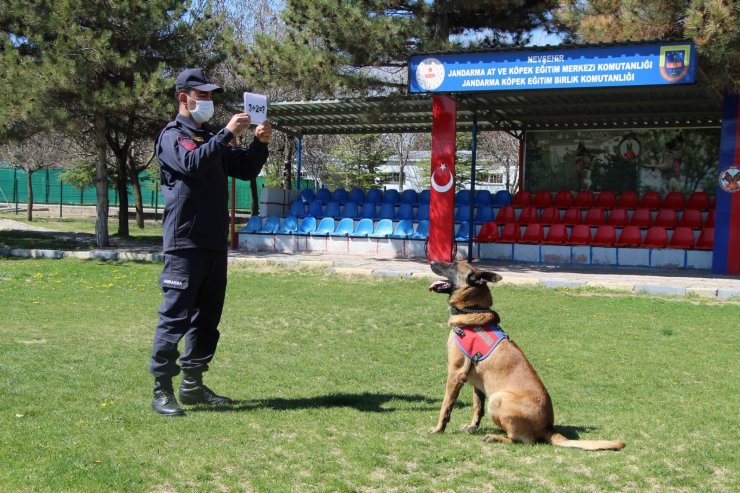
[156,114,269,252]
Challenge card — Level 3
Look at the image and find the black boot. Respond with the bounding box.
[179,373,233,405]
[152,378,185,416]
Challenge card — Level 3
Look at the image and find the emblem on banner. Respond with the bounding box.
[416,58,446,91]
[659,45,691,83]
[617,133,642,162]
[431,163,454,193]
[719,166,740,193]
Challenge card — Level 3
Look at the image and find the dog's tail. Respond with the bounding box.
[546,431,625,451]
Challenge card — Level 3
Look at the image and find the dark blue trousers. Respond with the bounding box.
[149,249,227,379]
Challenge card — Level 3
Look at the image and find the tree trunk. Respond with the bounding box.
[433,0,449,42]
[94,115,110,247]
[250,179,259,216]
[131,170,144,229]
[116,152,130,237]
[26,170,34,221]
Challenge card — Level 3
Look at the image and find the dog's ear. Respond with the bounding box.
[467,270,502,286]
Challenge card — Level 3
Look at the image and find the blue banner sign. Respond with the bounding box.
[409,42,696,93]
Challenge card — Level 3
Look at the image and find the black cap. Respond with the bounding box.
[175,68,223,93]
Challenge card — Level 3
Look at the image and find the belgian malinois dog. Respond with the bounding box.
[428,261,625,451]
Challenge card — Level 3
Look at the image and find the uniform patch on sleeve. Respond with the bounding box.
[177,136,198,151]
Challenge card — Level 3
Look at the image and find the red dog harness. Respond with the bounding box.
[453,324,508,362]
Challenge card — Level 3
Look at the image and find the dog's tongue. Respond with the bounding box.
[429,280,450,292]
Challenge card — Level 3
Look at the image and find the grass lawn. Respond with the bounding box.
[0,257,737,492]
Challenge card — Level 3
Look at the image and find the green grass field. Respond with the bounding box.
[0,257,738,492]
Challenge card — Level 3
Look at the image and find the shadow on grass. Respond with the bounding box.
[189,392,440,413]
[467,424,599,441]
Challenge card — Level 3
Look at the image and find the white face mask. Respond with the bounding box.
[186,95,214,124]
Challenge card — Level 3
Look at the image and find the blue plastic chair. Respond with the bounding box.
[418,189,430,204]
[358,202,377,219]
[324,201,341,218]
[382,189,400,205]
[474,206,494,224]
[454,205,471,223]
[341,202,359,219]
[278,215,298,234]
[492,189,513,207]
[259,216,281,234]
[289,200,305,218]
[414,203,430,221]
[395,203,414,221]
[455,189,472,206]
[348,187,364,204]
[365,188,382,204]
[454,221,475,241]
[306,200,324,218]
[331,188,348,205]
[294,216,317,235]
[412,220,430,239]
[241,215,263,233]
[474,190,492,208]
[400,189,418,205]
[389,219,415,238]
[377,202,395,220]
[315,188,331,204]
[370,218,394,238]
[299,188,315,204]
[352,218,374,237]
[331,217,355,236]
[313,217,335,236]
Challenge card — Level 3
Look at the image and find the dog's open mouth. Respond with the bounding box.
[429,280,452,293]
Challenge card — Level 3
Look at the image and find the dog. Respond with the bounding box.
[428,261,625,451]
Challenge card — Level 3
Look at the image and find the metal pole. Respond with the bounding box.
[467,114,478,262]
[13,167,18,214]
[59,177,63,217]
[295,136,302,190]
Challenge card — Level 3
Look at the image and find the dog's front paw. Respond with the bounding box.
[428,426,445,434]
[461,424,479,433]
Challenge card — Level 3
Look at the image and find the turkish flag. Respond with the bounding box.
[428,95,456,262]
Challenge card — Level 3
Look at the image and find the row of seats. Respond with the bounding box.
[299,187,513,208]
[243,215,430,239]
[290,201,431,222]
[464,222,714,250]
[512,190,713,211]
[488,205,715,230]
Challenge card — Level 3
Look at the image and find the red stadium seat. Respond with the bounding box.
[615,225,642,247]
[474,222,499,243]
[562,207,582,226]
[653,208,677,229]
[583,207,605,226]
[630,207,653,228]
[495,205,516,223]
[554,190,574,209]
[639,191,662,209]
[686,191,710,211]
[677,208,703,229]
[517,206,539,225]
[704,210,715,228]
[595,191,616,209]
[533,190,553,209]
[542,224,568,244]
[591,225,617,247]
[540,207,561,225]
[606,207,630,227]
[668,227,695,249]
[574,190,595,208]
[511,190,532,208]
[521,224,544,244]
[663,192,686,211]
[498,222,521,243]
[568,224,592,245]
[642,226,668,248]
[618,191,639,209]
[695,227,714,250]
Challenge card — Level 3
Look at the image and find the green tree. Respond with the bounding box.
[328,134,392,190]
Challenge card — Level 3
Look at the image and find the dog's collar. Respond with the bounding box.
[449,305,494,315]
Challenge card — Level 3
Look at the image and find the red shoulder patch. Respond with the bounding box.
[177,136,198,151]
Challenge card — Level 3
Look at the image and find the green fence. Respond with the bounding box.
[0,167,312,213]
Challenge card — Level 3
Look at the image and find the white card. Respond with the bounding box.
[243,92,267,125]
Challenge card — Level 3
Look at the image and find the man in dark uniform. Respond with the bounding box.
[150,68,272,416]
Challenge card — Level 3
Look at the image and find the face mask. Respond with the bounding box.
[186,95,214,124]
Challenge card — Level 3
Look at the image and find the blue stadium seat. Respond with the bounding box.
[382,189,400,205]
[294,216,317,235]
[332,188,348,205]
[348,187,364,204]
[313,217,335,236]
[377,202,396,220]
[365,188,382,204]
[370,218,394,238]
[288,200,305,218]
[260,216,281,234]
[324,201,341,218]
[474,190,492,207]
[358,202,377,219]
[341,202,359,219]
[455,221,474,241]
[474,206,494,224]
[241,215,263,233]
[454,205,471,223]
[278,215,298,234]
[455,189,472,206]
[315,188,331,204]
[352,218,374,237]
[389,219,415,238]
[305,200,324,218]
[492,190,513,207]
[400,189,418,205]
[299,188,315,204]
[415,203,430,221]
[331,217,355,236]
[418,189,430,204]
[412,220,430,239]
[395,203,414,221]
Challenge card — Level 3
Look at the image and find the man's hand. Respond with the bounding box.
[226,113,251,138]
[254,120,273,144]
